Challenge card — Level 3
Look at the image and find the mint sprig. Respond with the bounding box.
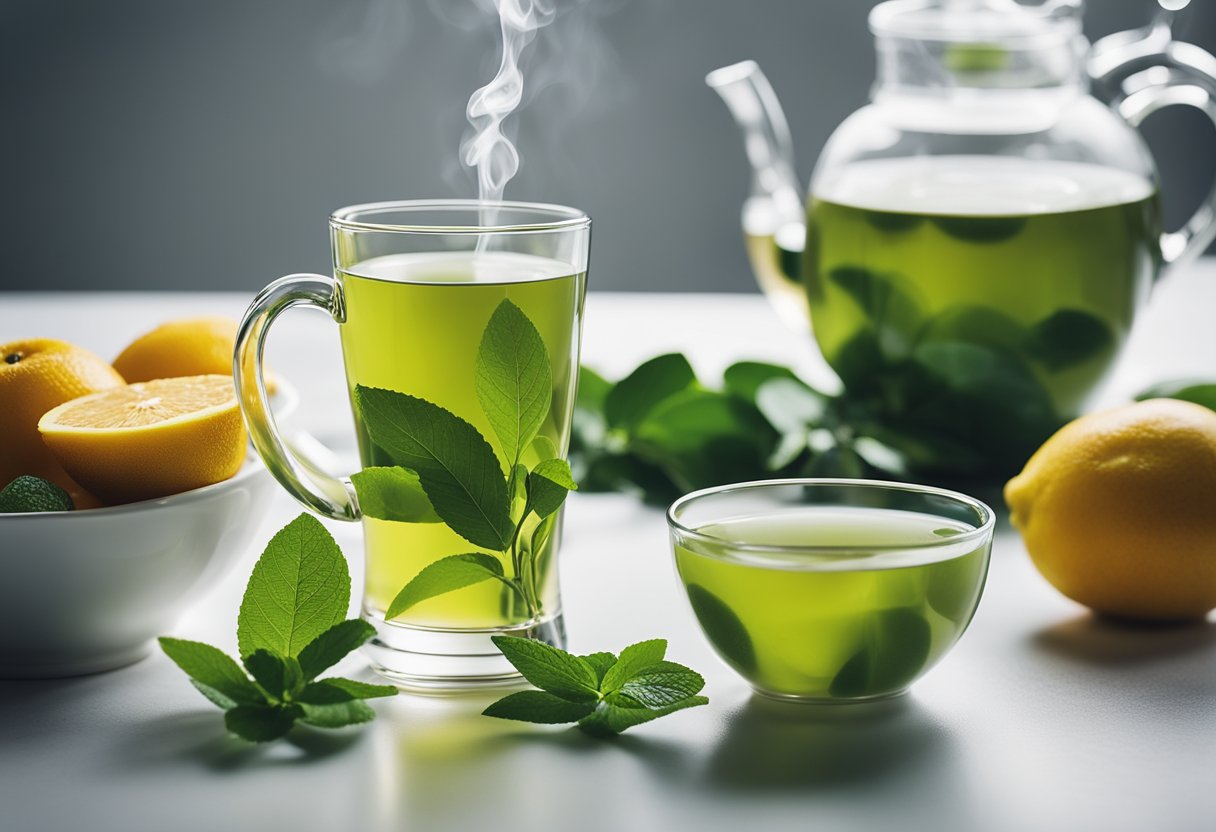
[159,514,396,743]
[483,636,708,737]
[351,299,577,622]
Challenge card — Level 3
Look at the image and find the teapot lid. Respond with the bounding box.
[870,0,1082,45]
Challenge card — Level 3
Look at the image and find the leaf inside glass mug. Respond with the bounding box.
[475,299,553,466]
[1022,308,1113,370]
[351,466,441,523]
[386,553,508,619]
[354,385,513,551]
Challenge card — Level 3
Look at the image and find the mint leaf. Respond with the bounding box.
[158,637,264,707]
[296,678,397,704]
[355,386,512,551]
[604,353,696,430]
[577,695,708,737]
[618,661,705,707]
[531,435,559,461]
[475,299,552,466]
[579,652,616,686]
[299,700,375,729]
[387,553,506,620]
[243,649,300,701]
[225,704,302,743]
[0,475,73,513]
[685,584,756,673]
[351,467,441,523]
[296,619,376,682]
[317,677,398,700]
[483,690,597,724]
[600,639,666,692]
[190,681,240,710]
[237,513,349,659]
[490,636,599,702]
[526,458,577,519]
[755,377,828,433]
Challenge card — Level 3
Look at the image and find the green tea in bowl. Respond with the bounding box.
[667,479,993,702]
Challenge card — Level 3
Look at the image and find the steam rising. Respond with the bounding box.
[461,0,557,204]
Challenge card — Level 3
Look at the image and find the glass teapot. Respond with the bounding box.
[709,0,1216,477]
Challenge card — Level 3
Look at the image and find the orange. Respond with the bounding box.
[113,315,276,393]
[0,338,124,499]
[38,374,246,504]
[1005,399,1216,621]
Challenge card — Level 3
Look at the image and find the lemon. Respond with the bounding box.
[1005,398,1216,621]
[38,374,246,505]
[0,338,124,498]
[113,316,276,393]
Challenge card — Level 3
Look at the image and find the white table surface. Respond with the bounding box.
[2,265,1215,832]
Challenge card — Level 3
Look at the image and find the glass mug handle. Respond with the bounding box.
[1116,73,1216,268]
[233,274,360,522]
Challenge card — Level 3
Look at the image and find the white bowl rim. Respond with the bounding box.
[0,453,267,521]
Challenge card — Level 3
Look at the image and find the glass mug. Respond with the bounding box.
[235,200,590,689]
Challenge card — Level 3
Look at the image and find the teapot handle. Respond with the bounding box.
[1117,74,1216,268]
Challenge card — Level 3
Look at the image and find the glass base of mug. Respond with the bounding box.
[361,608,566,692]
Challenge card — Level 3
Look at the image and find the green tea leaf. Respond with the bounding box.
[243,649,297,702]
[685,584,756,673]
[225,704,302,743]
[1135,380,1216,411]
[297,619,376,682]
[0,475,73,513]
[386,553,505,620]
[483,690,597,724]
[158,637,265,707]
[828,266,922,358]
[237,513,350,659]
[828,608,932,698]
[351,467,441,523]
[531,435,559,461]
[490,636,599,702]
[355,386,512,551]
[526,458,578,519]
[1023,308,1113,370]
[600,639,666,692]
[931,215,1025,244]
[604,353,696,430]
[618,661,706,707]
[299,700,375,729]
[475,299,553,465]
[577,695,708,737]
[579,652,617,686]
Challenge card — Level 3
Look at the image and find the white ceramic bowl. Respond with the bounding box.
[0,456,275,678]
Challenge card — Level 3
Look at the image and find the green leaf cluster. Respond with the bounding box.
[350,300,577,621]
[159,514,396,743]
[571,265,1147,488]
[483,636,708,736]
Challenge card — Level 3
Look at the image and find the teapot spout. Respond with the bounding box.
[706,61,805,232]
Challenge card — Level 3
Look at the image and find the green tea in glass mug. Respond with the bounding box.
[235,201,590,690]
[710,1,1216,477]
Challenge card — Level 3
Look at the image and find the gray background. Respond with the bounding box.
[1,0,1213,294]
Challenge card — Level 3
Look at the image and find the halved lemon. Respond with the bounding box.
[38,374,246,505]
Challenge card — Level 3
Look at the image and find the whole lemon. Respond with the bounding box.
[113,316,276,393]
[1005,398,1216,621]
[0,338,124,498]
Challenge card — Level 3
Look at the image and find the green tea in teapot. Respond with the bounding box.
[805,155,1159,474]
